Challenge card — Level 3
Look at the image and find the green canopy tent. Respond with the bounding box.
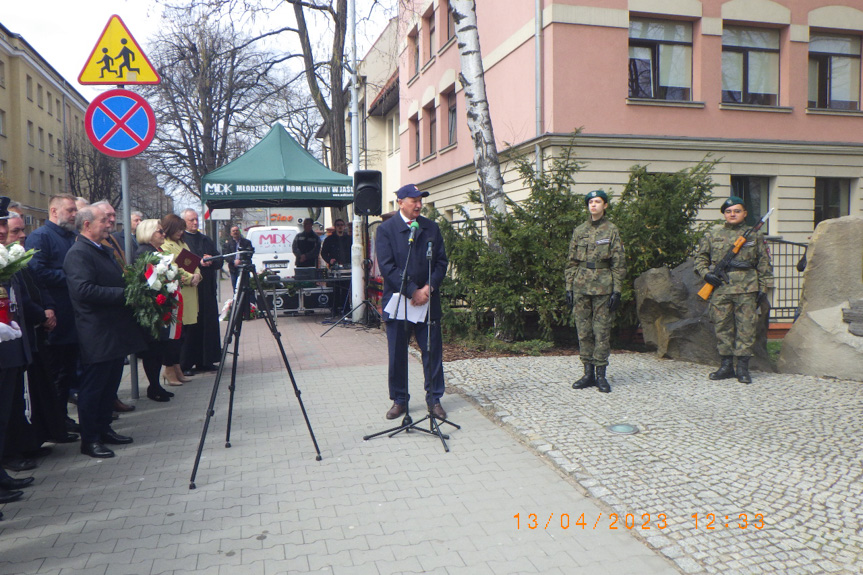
[201,123,353,210]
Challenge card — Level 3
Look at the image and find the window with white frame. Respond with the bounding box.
[628,19,692,101]
[409,29,420,78]
[426,104,437,156]
[446,2,455,41]
[722,27,780,106]
[808,34,861,110]
[425,11,436,61]
[447,91,457,146]
[410,115,420,164]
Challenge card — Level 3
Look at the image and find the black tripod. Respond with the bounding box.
[189,263,322,489]
[321,214,382,336]
[362,234,460,452]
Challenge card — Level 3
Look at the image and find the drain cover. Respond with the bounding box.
[606,423,639,435]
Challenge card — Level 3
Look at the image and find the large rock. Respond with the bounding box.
[778,216,863,381]
[635,259,772,371]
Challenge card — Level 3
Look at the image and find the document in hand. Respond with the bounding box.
[384,294,429,323]
[175,248,202,273]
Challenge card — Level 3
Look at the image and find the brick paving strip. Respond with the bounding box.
[446,354,863,575]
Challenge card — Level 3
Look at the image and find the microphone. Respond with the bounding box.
[408,221,420,244]
[427,241,432,259]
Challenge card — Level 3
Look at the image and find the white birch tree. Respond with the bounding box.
[449,0,507,221]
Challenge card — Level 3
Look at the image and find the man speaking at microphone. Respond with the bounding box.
[376,184,448,421]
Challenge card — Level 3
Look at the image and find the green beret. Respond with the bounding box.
[585,189,609,205]
[721,196,745,213]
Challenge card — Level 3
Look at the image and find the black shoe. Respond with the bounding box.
[2,458,37,472]
[65,417,80,433]
[595,366,611,393]
[0,489,23,504]
[147,388,171,402]
[709,356,735,380]
[101,430,133,445]
[736,356,752,384]
[163,388,175,398]
[196,364,218,372]
[52,432,79,444]
[182,370,195,377]
[0,476,34,490]
[22,447,52,459]
[81,442,115,458]
[572,364,596,389]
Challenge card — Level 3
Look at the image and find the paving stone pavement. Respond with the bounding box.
[445,354,863,575]
[0,307,678,575]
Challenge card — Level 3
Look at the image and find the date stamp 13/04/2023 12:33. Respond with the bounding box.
[513,512,766,531]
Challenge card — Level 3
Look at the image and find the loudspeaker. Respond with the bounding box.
[354,170,382,216]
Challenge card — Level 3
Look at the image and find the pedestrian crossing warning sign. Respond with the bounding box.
[78,15,161,85]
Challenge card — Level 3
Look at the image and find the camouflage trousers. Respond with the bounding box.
[708,292,758,356]
[572,293,613,367]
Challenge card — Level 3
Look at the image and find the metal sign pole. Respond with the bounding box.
[120,158,139,398]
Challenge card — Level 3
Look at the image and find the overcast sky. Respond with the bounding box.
[3,0,393,212]
[3,0,165,101]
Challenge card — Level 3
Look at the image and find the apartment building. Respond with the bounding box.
[391,0,863,244]
[0,22,90,227]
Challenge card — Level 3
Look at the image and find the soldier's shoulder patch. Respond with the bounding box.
[596,238,611,245]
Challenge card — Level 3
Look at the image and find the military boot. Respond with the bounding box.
[709,356,735,380]
[572,363,595,389]
[736,356,752,384]
[595,366,611,393]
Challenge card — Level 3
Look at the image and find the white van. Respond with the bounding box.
[245,225,299,279]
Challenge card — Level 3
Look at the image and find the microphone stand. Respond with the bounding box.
[363,228,460,452]
[398,239,459,451]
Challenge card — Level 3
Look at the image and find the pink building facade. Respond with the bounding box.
[393,0,863,241]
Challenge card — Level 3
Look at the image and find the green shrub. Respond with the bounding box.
[434,140,718,342]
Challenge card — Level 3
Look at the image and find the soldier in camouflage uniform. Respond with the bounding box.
[565,190,626,393]
[694,196,773,384]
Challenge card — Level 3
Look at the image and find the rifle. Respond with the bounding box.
[697,208,773,301]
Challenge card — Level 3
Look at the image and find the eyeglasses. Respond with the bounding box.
[156,229,165,234]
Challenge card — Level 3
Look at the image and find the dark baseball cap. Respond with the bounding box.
[395,184,430,199]
[0,196,11,220]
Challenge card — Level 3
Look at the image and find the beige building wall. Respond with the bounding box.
[0,23,89,227]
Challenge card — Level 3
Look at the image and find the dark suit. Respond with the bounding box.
[375,213,448,407]
[65,238,146,443]
[182,230,224,370]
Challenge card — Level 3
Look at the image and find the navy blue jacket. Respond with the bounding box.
[376,214,448,322]
[64,237,146,364]
[25,221,78,345]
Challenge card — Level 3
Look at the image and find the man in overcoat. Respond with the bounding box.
[64,206,146,458]
[25,194,79,430]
